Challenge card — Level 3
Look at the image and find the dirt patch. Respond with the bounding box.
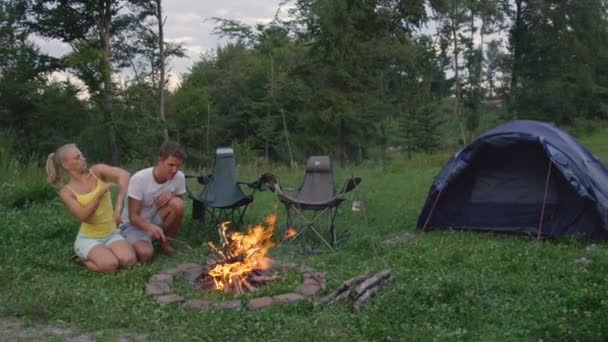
[0,316,147,341]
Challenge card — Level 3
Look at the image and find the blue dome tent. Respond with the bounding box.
[417,120,608,239]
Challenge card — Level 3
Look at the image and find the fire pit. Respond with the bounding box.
[144,214,325,311]
[193,214,295,294]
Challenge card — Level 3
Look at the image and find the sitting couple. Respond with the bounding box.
[46,141,187,273]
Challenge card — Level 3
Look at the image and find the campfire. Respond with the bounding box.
[194,214,297,294]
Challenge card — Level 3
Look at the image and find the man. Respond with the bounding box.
[120,142,186,262]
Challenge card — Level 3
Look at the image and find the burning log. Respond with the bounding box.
[232,276,244,295]
[195,214,284,294]
[315,269,392,312]
[241,279,258,293]
[249,274,281,283]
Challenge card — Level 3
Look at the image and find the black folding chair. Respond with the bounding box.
[260,156,361,251]
[186,148,263,233]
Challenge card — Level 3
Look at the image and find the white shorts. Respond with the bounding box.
[74,230,125,260]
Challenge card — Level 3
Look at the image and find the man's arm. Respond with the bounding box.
[128,197,166,242]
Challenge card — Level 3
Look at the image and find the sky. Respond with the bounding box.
[33,0,291,90]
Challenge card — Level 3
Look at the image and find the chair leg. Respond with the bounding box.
[329,207,338,248]
[194,202,207,232]
[287,206,335,252]
[192,200,205,220]
[234,205,249,229]
[285,205,293,231]
[207,208,222,229]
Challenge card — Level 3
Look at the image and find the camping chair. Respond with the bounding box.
[186,147,264,233]
[260,156,361,251]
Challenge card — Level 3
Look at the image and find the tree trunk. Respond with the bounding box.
[265,54,274,162]
[206,102,211,155]
[157,0,169,142]
[280,109,294,168]
[451,7,467,145]
[509,0,524,119]
[337,118,344,162]
[478,16,485,92]
[99,0,119,165]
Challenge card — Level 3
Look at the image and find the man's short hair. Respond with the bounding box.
[159,141,186,161]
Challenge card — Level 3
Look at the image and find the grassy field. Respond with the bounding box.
[1,127,608,340]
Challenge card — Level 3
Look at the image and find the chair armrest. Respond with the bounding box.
[239,178,267,191]
[186,189,206,203]
[185,174,211,185]
[257,173,282,193]
[339,177,361,195]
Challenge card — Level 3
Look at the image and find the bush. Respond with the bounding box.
[565,118,600,138]
[0,179,56,209]
[0,146,54,209]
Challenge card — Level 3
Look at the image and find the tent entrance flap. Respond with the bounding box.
[469,142,558,205]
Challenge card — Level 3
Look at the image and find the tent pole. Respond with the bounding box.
[536,159,553,241]
[422,190,443,232]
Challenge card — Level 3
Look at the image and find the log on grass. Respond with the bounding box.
[351,270,392,299]
[351,274,393,312]
[316,274,370,307]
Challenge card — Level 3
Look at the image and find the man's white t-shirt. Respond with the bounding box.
[121,167,186,225]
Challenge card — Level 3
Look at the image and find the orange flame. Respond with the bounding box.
[285,227,297,239]
[207,214,277,291]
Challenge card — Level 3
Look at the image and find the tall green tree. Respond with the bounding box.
[0,0,62,156]
[511,0,608,123]
[127,0,185,142]
[435,0,471,144]
[30,0,143,164]
[483,39,505,99]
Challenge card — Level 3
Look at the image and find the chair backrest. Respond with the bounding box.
[201,147,246,207]
[296,156,336,202]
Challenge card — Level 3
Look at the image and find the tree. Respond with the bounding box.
[128,0,185,142]
[30,0,143,164]
[435,0,471,144]
[0,0,62,156]
[483,40,504,98]
[505,0,528,119]
[509,0,608,123]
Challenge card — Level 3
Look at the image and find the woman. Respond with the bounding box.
[46,144,136,272]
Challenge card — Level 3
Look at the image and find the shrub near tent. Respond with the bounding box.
[417,120,608,239]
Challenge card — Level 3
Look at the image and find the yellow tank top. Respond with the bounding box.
[69,172,116,238]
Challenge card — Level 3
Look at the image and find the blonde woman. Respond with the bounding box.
[46,144,136,272]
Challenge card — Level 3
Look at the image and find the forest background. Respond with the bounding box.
[3,0,608,168]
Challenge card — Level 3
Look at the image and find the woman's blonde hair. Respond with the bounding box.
[46,144,76,186]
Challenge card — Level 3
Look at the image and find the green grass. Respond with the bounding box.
[1,128,608,340]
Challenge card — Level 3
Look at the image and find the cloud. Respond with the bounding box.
[163,0,284,73]
[166,36,194,44]
[29,35,71,58]
[33,0,290,83]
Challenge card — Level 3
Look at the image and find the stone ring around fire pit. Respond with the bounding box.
[145,262,326,311]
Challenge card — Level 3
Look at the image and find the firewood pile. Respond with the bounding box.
[316,269,392,312]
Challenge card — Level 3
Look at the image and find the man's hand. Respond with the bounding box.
[153,192,173,208]
[148,224,166,242]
